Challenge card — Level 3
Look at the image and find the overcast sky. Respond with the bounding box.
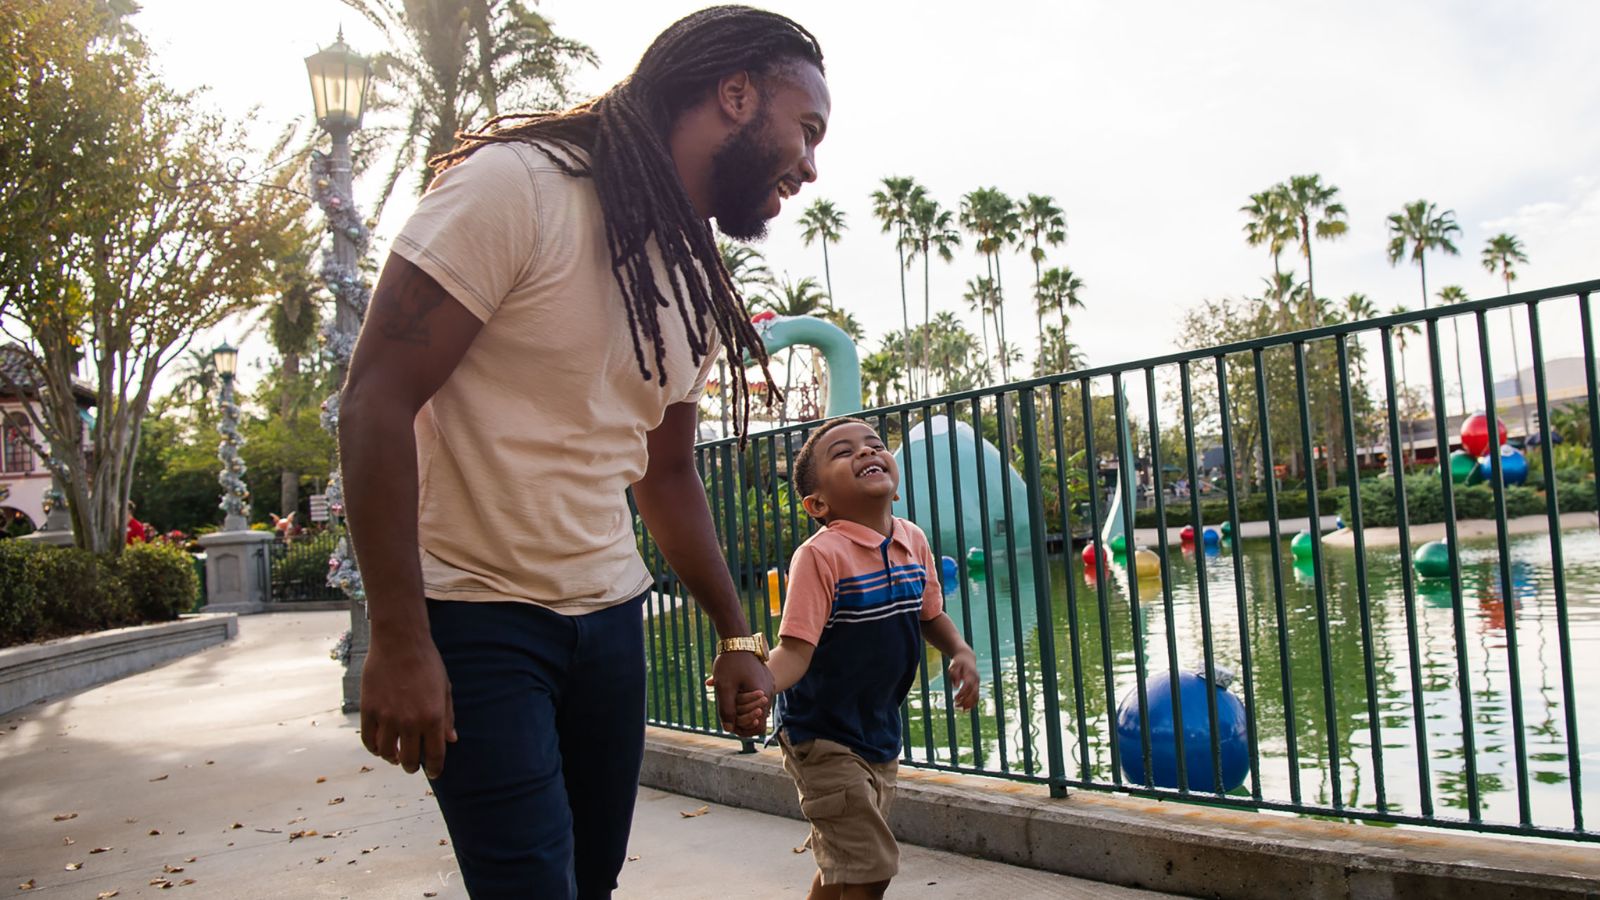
[136,0,1600,395]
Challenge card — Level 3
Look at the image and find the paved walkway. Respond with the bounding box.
[1,611,1175,899]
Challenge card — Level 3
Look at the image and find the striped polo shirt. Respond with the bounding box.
[774,518,944,763]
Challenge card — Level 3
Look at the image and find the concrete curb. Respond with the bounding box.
[640,728,1600,900]
[0,614,237,715]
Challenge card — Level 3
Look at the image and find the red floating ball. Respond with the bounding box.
[1459,413,1506,459]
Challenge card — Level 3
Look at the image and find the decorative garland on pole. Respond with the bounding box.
[216,384,249,528]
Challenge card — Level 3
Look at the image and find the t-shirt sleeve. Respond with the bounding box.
[389,143,542,323]
[778,543,835,645]
[918,533,945,621]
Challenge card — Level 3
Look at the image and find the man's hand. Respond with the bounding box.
[359,632,458,779]
[711,651,774,736]
[947,650,981,711]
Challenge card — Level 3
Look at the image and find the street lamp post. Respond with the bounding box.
[305,31,373,712]
[198,339,275,615]
[213,341,249,532]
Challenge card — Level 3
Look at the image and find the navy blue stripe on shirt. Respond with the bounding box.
[828,596,924,626]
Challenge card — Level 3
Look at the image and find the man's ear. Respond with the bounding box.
[801,493,828,521]
[716,70,759,125]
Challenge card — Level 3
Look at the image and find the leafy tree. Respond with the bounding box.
[962,276,999,366]
[959,187,1020,380]
[1386,199,1461,309]
[902,195,959,395]
[797,198,846,304]
[1034,325,1085,377]
[718,238,774,299]
[1,2,297,552]
[1482,232,1531,434]
[1279,174,1348,303]
[870,176,925,397]
[341,0,596,216]
[1018,194,1066,350]
[860,348,902,409]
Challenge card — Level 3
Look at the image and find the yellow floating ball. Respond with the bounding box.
[1133,548,1161,580]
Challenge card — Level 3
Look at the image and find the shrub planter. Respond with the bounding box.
[0,614,237,716]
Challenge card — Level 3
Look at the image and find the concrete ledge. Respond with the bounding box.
[641,728,1600,900]
[0,615,237,716]
[1323,511,1598,549]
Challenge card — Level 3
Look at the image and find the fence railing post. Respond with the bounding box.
[1020,388,1068,797]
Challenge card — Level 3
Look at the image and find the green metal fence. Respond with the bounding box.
[635,278,1600,843]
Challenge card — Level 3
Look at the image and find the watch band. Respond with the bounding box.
[715,632,770,661]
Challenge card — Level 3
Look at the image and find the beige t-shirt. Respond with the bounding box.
[390,141,717,614]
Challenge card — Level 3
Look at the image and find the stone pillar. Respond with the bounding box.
[19,474,74,547]
[198,530,277,615]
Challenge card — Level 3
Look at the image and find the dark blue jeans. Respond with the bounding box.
[426,594,647,900]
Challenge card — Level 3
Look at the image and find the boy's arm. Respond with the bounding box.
[921,614,980,710]
[767,636,816,693]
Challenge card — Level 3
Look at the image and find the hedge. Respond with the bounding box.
[1133,489,1344,528]
[0,540,200,647]
[1346,470,1598,528]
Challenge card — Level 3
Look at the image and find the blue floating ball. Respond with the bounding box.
[1117,670,1250,792]
[1201,528,1221,547]
[940,555,959,595]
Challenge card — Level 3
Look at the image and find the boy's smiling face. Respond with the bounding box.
[801,422,899,525]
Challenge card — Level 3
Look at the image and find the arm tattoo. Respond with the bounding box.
[376,275,446,346]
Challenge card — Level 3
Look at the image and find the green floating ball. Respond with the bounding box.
[1109,533,1128,554]
[1290,530,1315,561]
[1448,450,1477,486]
[965,546,986,572]
[1414,540,1451,579]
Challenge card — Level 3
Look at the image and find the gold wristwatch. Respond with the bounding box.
[715,632,770,662]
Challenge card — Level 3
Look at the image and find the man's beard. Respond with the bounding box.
[709,110,786,242]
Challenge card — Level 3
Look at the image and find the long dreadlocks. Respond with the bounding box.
[429,6,825,439]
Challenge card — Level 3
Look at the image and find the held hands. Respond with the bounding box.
[706,650,773,736]
[947,649,981,711]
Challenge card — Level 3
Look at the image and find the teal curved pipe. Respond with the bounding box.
[749,315,863,417]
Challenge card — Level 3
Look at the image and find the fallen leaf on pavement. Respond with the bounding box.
[327,797,344,806]
[424,892,437,898]
[96,892,118,899]
[315,857,328,864]
[183,857,196,863]
[149,775,168,782]
[66,863,81,870]
[288,830,318,841]
[346,860,357,866]
[53,813,78,822]
[315,777,326,784]
[361,846,378,854]
[17,879,34,890]
[792,846,808,854]
[90,846,112,854]
[230,823,242,830]
[179,880,195,886]
[162,865,183,874]
[679,806,709,818]
[255,828,282,835]
[626,855,640,862]
[359,766,373,773]
[148,829,161,836]
[322,831,343,839]
[149,879,172,888]
[437,839,448,846]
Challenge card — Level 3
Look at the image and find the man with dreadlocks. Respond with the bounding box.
[337,7,829,897]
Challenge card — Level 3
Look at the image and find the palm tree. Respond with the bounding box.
[818,307,863,342]
[1034,325,1085,376]
[963,276,999,368]
[1390,305,1423,465]
[1035,266,1085,344]
[960,187,1020,380]
[1018,193,1066,351]
[860,350,901,409]
[1386,200,1461,309]
[1280,175,1348,303]
[871,176,926,397]
[1437,284,1472,416]
[927,311,977,394]
[797,198,847,304]
[718,239,773,299]
[1241,187,1297,278]
[903,195,960,395]
[1343,292,1378,321]
[1482,233,1532,435]
[171,348,219,411]
[340,0,596,219]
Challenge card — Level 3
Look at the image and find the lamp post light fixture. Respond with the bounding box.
[306,31,373,711]
[212,341,249,533]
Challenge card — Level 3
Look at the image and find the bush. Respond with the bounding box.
[1344,471,1597,527]
[0,540,199,647]
[118,541,201,620]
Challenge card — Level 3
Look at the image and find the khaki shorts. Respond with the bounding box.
[779,733,899,885]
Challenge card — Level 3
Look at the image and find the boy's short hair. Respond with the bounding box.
[791,416,876,501]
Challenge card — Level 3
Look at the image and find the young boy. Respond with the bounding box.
[764,417,979,900]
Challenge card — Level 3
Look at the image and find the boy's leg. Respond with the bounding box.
[783,739,900,890]
[425,599,579,899]
[557,593,649,900]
